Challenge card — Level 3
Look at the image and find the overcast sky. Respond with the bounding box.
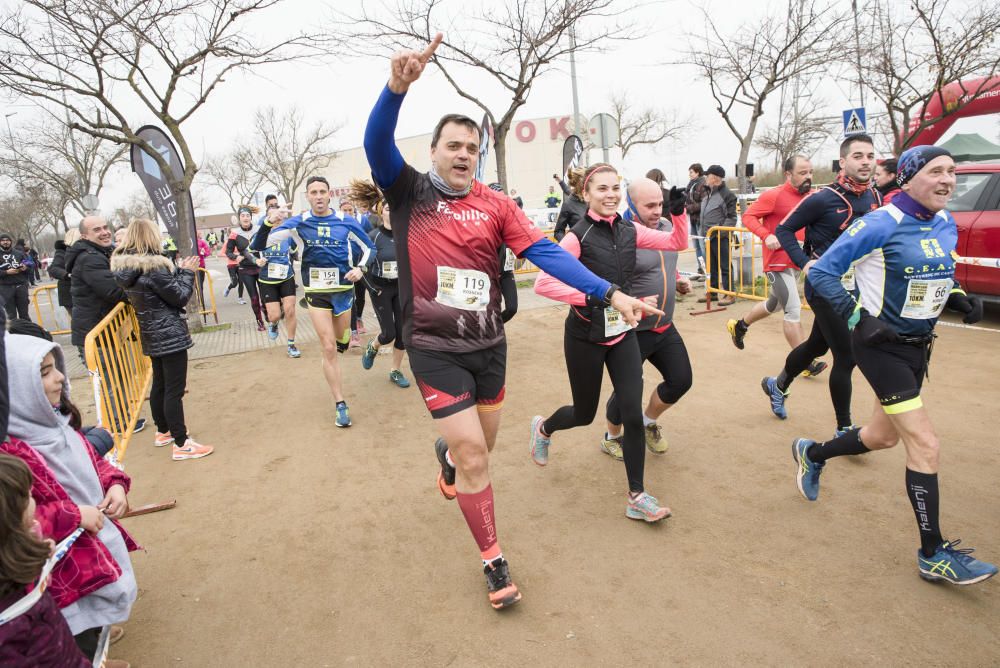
[5,0,996,216]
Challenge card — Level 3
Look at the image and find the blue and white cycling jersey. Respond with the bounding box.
[810,201,959,337]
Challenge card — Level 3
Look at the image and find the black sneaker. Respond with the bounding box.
[484,557,521,610]
[132,418,147,433]
[434,438,456,500]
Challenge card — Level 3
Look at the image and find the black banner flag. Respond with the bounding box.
[129,125,196,254]
[561,134,584,180]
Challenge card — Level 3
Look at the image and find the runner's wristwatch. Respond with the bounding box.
[601,283,620,306]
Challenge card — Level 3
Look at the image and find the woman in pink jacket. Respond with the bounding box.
[2,333,137,665]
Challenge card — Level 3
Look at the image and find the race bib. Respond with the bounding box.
[267,262,289,280]
[901,278,952,320]
[382,261,398,279]
[603,307,632,338]
[435,266,490,311]
[503,248,516,272]
[841,267,856,291]
[309,267,340,289]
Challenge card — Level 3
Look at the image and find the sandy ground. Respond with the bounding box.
[72,295,1000,667]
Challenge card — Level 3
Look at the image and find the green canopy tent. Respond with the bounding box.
[937,133,1000,163]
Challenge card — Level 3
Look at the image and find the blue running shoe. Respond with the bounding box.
[834,425,859,439]
[267,323,279,340]
[792,438,824,501]
[918,540,998,585]
[389,369,410,388]
[287,343,301,359]
[361,339,378,370]
[335,402,351,428]
[761,376,788,419]
[529,415,550,466]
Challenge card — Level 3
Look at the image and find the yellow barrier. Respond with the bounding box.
[32,284,71,335]
[697,225,811,313]
[84,303,152,463]
[191,267,219,324]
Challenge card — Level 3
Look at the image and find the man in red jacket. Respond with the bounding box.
[726,156,827,376]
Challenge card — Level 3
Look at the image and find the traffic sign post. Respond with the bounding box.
[588,112,619,164]
[843,107,867,136]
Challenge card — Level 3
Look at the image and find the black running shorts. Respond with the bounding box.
[408,342,507,419]
[852,330,928,414]
[258,278,297,304]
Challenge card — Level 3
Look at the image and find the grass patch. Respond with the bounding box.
[194,323,232,334]
[516,280,535,289]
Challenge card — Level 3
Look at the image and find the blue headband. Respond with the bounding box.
[896,145,952,188]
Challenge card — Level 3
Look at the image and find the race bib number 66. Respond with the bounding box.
[436,266,490,311]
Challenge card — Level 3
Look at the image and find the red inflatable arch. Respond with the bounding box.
[903,75,1000,147]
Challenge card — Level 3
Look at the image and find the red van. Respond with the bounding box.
[950,164,1000,300]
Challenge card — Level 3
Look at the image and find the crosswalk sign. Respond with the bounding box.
[843,108,866,136]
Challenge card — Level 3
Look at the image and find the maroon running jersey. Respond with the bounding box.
[384,164,544,352]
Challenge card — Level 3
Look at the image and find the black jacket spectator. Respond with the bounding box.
[111,253,194,357]
[553,193,588,241]
[47,240,73,310]
[65,239,126,346]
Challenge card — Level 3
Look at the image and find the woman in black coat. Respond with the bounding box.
[110,219,214,462]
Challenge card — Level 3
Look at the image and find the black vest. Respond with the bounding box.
[567,214,637,342]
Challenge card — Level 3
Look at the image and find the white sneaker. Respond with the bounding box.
[172,438,214,461]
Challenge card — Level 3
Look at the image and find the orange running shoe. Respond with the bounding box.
[172,438,214,461]
[154,431,174,447]
[484,557,521,610]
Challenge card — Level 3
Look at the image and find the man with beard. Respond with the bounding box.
[0,234,30,320]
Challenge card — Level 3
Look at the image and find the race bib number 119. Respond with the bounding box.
[436,266,490,311]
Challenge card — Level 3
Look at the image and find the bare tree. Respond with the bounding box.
[683,1,844,192]
[331,0,632,190]
[755,85,834,170]
[110,190,157,230]
[0,118,126,230]
[609,91,693,158]
[0,0,320,257]
[0,187,52,247]
[251,106,340,204]
[201,147,268,212]
[857,0,1000,154]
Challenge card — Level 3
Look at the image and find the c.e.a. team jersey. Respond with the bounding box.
[383,163,543,353]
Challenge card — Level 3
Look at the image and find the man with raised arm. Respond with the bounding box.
[363,33,661,610]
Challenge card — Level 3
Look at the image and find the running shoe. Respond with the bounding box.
[389,369,410,388]
[645,423,667,454]
[224,286,231,298]
[361,339,378,370]
[256,323,266,332]
[434,437,456,500]
[154,431,174,447]
[238,298,247,305]
[761,376,788,419]
[267,323,279,340]
[792,438,824,501]
[349,331,360,349]
[528,415,550,466]
[625,492,672,522]
[600,434,624,461]
[172,438,214,461]
[287,343,301,359]
[357,320,367,335]
[834,425,859,439]
[917,540,998,586]
[726,318,747,350]
[134,418,147,433]
[335,403,351,428]
[801,360,828,378]
[484,557,521,610]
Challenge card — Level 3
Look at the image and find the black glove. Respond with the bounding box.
[668,186,687,216]
[54,240,66,251]
[854,311,899,345]
[946,291,983,324]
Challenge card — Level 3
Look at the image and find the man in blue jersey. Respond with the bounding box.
[251,176,374,427]
[791,145,995,586]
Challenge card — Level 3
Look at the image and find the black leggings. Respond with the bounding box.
[781,292,855,427]
[369,282,404,350]
[238,269,263,325]
[606,325,692,424]
[150,350,189,444]
[543,328,646,493]
[351,281,367,330]
[227,265,244,299]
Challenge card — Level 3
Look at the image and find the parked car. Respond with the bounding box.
[950,163,1000,301]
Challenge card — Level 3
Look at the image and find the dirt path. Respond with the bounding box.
[80,297,1000,666]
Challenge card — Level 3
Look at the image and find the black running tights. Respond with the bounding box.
[150,350,188,445]
[782,293,855,427]
[606,325,692,424]
[543,330,646,493]
[369,283,404,350]
[238,269,263,325]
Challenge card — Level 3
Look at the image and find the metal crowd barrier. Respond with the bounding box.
[191,267,219,324]
[31,283,71,335]
[83,303,152,463]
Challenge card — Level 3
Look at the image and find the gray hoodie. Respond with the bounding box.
[4,333,136,634]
